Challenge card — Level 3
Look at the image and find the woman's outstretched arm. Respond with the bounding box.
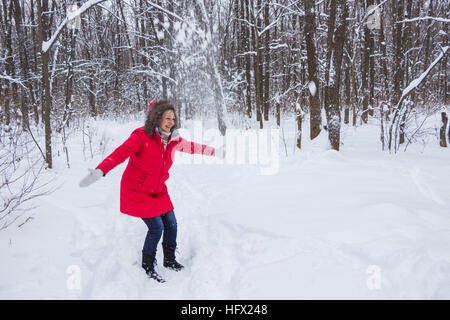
[96,129,144,175]
[175,137,215,156]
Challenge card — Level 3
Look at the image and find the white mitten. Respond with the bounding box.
[79,168,104,188]
[214,145,226,159]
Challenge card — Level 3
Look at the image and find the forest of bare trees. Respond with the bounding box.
[1,0,449,168]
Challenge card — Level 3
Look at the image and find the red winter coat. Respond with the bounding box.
[96,127,215,218]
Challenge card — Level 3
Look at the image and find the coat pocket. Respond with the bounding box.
[137,173,146,187]
[139,171,161,193]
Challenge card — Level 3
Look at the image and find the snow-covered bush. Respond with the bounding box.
[0,125,54,230]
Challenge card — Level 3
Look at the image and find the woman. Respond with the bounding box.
[79,100,224,282]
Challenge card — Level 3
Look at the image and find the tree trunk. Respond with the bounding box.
[304,0,321,139]
[368,26,375,117]
[344,67,350,124]
[276,103,280,126]
[13,0,30,131]
[252,0,263,128]
[325,0,348,151]
[30,0,40,125]
[393,0,404,105]
[440,112,448,147]
[2,0,13,128]
[448,115,450,144]
[244,0,252,118]
[263,1,270,121]
[361,0,373,123]
[37,0,52,168]
[63,27,76,130]
[88,75,97,117]
[296,111,302,149]
[380,11,390,111]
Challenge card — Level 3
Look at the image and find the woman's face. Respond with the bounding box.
[159,110,175,133]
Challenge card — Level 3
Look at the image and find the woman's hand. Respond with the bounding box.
[214,145,226,159]
[79,168,104,188]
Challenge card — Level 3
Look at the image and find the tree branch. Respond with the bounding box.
[42,0,107,53]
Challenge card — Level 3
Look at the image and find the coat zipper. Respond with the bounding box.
[156,133,174,189]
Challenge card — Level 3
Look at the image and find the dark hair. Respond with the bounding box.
[144,99,179,136]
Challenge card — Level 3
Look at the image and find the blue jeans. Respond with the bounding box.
[141,210,177,256]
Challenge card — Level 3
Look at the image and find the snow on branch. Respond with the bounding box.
[258,18,281,37]
[42,0,107,53]
[396,16,450,24]
[386,45,449,152]
[258,4,304,37]
[145,2,184,22]
[400,46,448,100]
[355,0,389,33]
[362,0,389,21]
[132,69,178,84]
[0,74,28,89]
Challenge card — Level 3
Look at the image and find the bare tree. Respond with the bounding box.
[0,126,55,230]
[387,46,448,152]
[324,0,349,150]
[304,0,321,140]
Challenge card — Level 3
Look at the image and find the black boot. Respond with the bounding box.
[142,253,165,283]
[163,245,184,271]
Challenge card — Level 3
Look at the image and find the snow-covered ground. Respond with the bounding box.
[1,114,450,299]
